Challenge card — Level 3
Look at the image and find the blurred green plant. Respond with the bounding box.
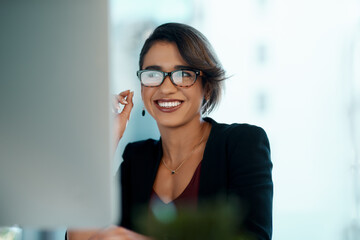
[0,227,22,240]
[135,197,255,240]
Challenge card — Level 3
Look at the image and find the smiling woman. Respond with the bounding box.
[68,23,273,240]
[141,41,206,128]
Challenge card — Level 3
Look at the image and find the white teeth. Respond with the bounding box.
[158,101,181,108]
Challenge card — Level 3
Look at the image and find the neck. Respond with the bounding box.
[158,116,208,166]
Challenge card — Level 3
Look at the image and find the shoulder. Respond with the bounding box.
[122,138,160,160]
[205,117,269,147]
[123,138,159,153]
[120,138,161,182]
[205,117,271,165]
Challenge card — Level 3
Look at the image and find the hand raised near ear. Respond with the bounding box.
[112,90,134,147]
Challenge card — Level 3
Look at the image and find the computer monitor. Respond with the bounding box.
[0,0,118,228]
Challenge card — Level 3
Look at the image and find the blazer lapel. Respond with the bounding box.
[145,139,162,202]
[198,118,228,201]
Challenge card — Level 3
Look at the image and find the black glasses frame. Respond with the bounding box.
[136,69,201,87]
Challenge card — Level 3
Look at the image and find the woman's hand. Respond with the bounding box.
[67,226,151,240]
[113,90,134,149]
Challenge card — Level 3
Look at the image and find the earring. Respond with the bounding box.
[142,106,145,116]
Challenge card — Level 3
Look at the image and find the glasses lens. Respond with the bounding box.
[140,71,163,86]
[172,70,196,87]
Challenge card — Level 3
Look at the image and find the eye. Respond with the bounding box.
[181,70,194,78]
[182,72,190,77]
[147,71,161,78]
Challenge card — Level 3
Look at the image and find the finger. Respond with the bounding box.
[120,91,134,120]
[119,90,131,104]
[115,94,128,105]
[118,90,130,97]
[113,90,132,113]
[127,91,134,106]
[115,90,131,105]
[122,91,134,110]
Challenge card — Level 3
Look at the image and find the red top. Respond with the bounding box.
[150,162,202,208]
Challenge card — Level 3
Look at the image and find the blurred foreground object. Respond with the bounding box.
[0,0,118,228]
[0,227,22,240]
[136,198,255,240]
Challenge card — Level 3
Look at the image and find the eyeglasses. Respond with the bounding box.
[136,69,201,87]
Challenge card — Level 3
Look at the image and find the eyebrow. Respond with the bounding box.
[144,65,193,71]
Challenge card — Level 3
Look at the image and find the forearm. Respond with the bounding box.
[67,226,152,240]
[66,230,98,240]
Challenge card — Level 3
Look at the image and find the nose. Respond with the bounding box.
[159,75,177,94]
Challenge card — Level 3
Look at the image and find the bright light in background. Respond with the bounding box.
[202,1,360,239]
[110,0,360,239]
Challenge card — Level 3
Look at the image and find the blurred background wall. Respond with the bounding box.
[111,0,360,239]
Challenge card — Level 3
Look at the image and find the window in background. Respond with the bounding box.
[202,0,360,239]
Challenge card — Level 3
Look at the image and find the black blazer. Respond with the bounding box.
[120,117,273,239]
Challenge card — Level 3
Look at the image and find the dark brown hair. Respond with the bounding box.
[139,22,226,115]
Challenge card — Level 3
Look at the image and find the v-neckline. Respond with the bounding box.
[152,161,202,204]
[148,117,216,203]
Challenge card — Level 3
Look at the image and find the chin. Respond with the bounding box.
[155,112,202,130]
[155,116,185,129]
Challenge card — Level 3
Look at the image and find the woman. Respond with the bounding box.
[69,23,273,240]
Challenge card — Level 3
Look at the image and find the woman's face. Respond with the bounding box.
[141,41,205,128]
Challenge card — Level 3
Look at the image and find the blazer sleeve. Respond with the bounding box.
[227,125,273,240]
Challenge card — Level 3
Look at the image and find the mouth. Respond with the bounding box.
[154,99,183,112]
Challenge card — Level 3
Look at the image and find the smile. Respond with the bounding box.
[155,100,183,112]
[158,101,181,108]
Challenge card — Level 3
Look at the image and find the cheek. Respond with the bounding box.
[192,83,206,103]
[141,86,149,100]
[140,86,144,101]
[141,87,154,108]
[183,89,205,111]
